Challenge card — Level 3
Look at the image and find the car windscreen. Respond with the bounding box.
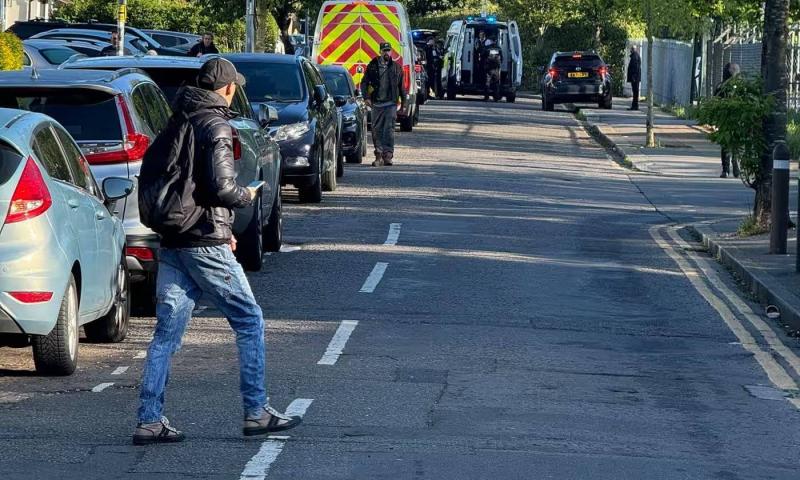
[322,71,351,97]
[0,89,122,142]
[0,143,23,187]
[39,47,79,65]
[553,55,604,68]
[234,62,304,102]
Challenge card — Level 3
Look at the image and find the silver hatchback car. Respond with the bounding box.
[0,108,134,375]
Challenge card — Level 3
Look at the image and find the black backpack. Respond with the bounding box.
[138,111,204,235]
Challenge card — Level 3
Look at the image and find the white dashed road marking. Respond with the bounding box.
[239,398,314,480]
[91,382,114,393]
[384,223,401,246]
[318,320,359,365]
[359,262,388,293]
[111,366,129,375]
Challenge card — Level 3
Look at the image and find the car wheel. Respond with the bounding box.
[506,92,516,103]
[413,106,420,126]
[263,184,282,252]
[237,192,264,272]
[600,95,613,109]
[299,150,323,203]
[336,145,344,178]
[131,275,156,317]
[84,258,129,343]
[33,275,79,376]
[400,114,413,132]
[323,144,338,192]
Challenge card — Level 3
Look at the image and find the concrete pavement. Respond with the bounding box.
[1,97,800,479]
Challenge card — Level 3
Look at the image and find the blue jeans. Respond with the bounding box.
[137,245,266,423]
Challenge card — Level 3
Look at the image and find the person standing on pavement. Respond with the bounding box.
[425,37,439,98]
[627,45,641,111]
[100,30,132,56]
[363,42,408,166]
[132,58,302,445]
[483,41,502,102]
[187,32,220,57]
[717,62,742,178]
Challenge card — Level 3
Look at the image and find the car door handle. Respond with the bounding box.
[96,210,107,220]
[67,199,80,209]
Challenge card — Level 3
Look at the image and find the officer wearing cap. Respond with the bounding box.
[133,57,302,445]
[363,41,408,166]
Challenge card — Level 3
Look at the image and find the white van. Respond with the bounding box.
[442,14,522,102]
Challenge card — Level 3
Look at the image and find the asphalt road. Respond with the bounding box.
[2,96,800,479]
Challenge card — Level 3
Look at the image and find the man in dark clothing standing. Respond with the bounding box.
[100,31,132,56]
[717,62,741,178]
[363,42,407,166]
[483,42,502,102]
[627,45,641,110]
[188,32,220,57]
[132,58,301,445]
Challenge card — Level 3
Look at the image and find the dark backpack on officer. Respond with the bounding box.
[138,111,204,235]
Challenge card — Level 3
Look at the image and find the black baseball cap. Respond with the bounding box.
[380,42,392,51]
[197,58,245,91]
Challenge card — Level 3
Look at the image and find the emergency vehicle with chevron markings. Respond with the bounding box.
[313,0,420,132]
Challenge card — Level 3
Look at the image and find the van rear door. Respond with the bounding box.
[315,2,366,84]
[453,21,466,83]
[508,20,523,87]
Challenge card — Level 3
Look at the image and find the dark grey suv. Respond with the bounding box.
[540,51,613,111]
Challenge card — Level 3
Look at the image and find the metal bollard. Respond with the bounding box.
[770,141,790,254]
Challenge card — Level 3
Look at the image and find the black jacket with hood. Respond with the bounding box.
[159,86,251,248]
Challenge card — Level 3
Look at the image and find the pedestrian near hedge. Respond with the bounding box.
[717,62,741,178]
[132,58,301,445]
[627,45,641,111]
[188,32,220,57]
[363,42,407,166]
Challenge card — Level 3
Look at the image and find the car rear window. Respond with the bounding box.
[322,71,352,97]
[234,62,304,102]
[0,89,122,142]
[137,68,197,103]
[553,55,604,68]
[39,47,79,65]
[0,143,23,187]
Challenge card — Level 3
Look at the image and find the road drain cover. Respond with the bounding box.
[744,385,788,401]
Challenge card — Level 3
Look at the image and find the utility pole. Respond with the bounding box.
[117,0,127,56]
[770,142,790,253]
[0,0,6,32]
[245,0,256,53]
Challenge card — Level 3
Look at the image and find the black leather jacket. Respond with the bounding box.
[160,86,251,248]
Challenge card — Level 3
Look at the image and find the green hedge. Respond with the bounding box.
[0,33,24,71]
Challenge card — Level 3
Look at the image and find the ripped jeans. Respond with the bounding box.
[137,245,266,423]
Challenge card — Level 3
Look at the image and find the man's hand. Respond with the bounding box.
[230,235,237,252]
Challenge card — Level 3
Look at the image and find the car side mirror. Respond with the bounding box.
[334,95,347,107]
[258,103,279,128]
[102,177,135,210]
[313,85,327,106]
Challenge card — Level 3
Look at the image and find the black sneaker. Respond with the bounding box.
[132,416,186,445]
[243,406,302,436]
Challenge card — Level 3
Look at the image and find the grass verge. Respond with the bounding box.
[737,215,769,237]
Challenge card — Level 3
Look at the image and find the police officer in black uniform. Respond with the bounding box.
[483,38,502,101]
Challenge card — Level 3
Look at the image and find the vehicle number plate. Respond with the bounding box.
[568,72,589,78]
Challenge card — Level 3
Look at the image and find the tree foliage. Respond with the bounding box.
[0,33,23,71]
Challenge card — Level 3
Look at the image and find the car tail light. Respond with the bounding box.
[8,291,53,303]
[231,127,242,161]
[414,64,422,74]
[5,157,52,225]
[403,65,411,92]
[84,95,150,165]
[548,68,559,80]
[596,66,609,76]
[126,247,155,262]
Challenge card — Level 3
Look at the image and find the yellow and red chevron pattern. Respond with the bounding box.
[317,1,403,86]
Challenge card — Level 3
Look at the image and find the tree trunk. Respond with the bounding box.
[645,0,656,147]
[755,0,790,226]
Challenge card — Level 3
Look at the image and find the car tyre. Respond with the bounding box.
[263,184,282,252]
[33,275,79,376]
[323,145,338,192]
[84,258,129,343]
[506,92,516,103]
[336,145,344,178]
[446,77,457,100]
[299,149,323,203]
[131,275,156,317]
[237,192,264,272]
[600,95,613,109]
[400,114,413,132]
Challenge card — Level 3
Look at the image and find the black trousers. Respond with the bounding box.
[721,148,740,176]
[631,81,640,109]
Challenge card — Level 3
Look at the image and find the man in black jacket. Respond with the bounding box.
[363,42,407,166]
[133,58,301,445]
[187,32,220,57]
[100,30,132,56]
[627,45,641,110]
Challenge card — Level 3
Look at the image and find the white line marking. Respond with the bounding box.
[111,366,129,375]
[279,245,302,253]
[318,321,359,365]
[384,223,401,246]
[91,382,114,393]
[650,226,799,396]
[239,399,314,480]
[134,350,146,359]
[360,262,388,293]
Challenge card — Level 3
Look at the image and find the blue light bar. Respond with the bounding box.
[487,15,496,23]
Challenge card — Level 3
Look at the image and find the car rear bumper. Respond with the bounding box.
[126,234,159,282]
[547,82,610,102]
